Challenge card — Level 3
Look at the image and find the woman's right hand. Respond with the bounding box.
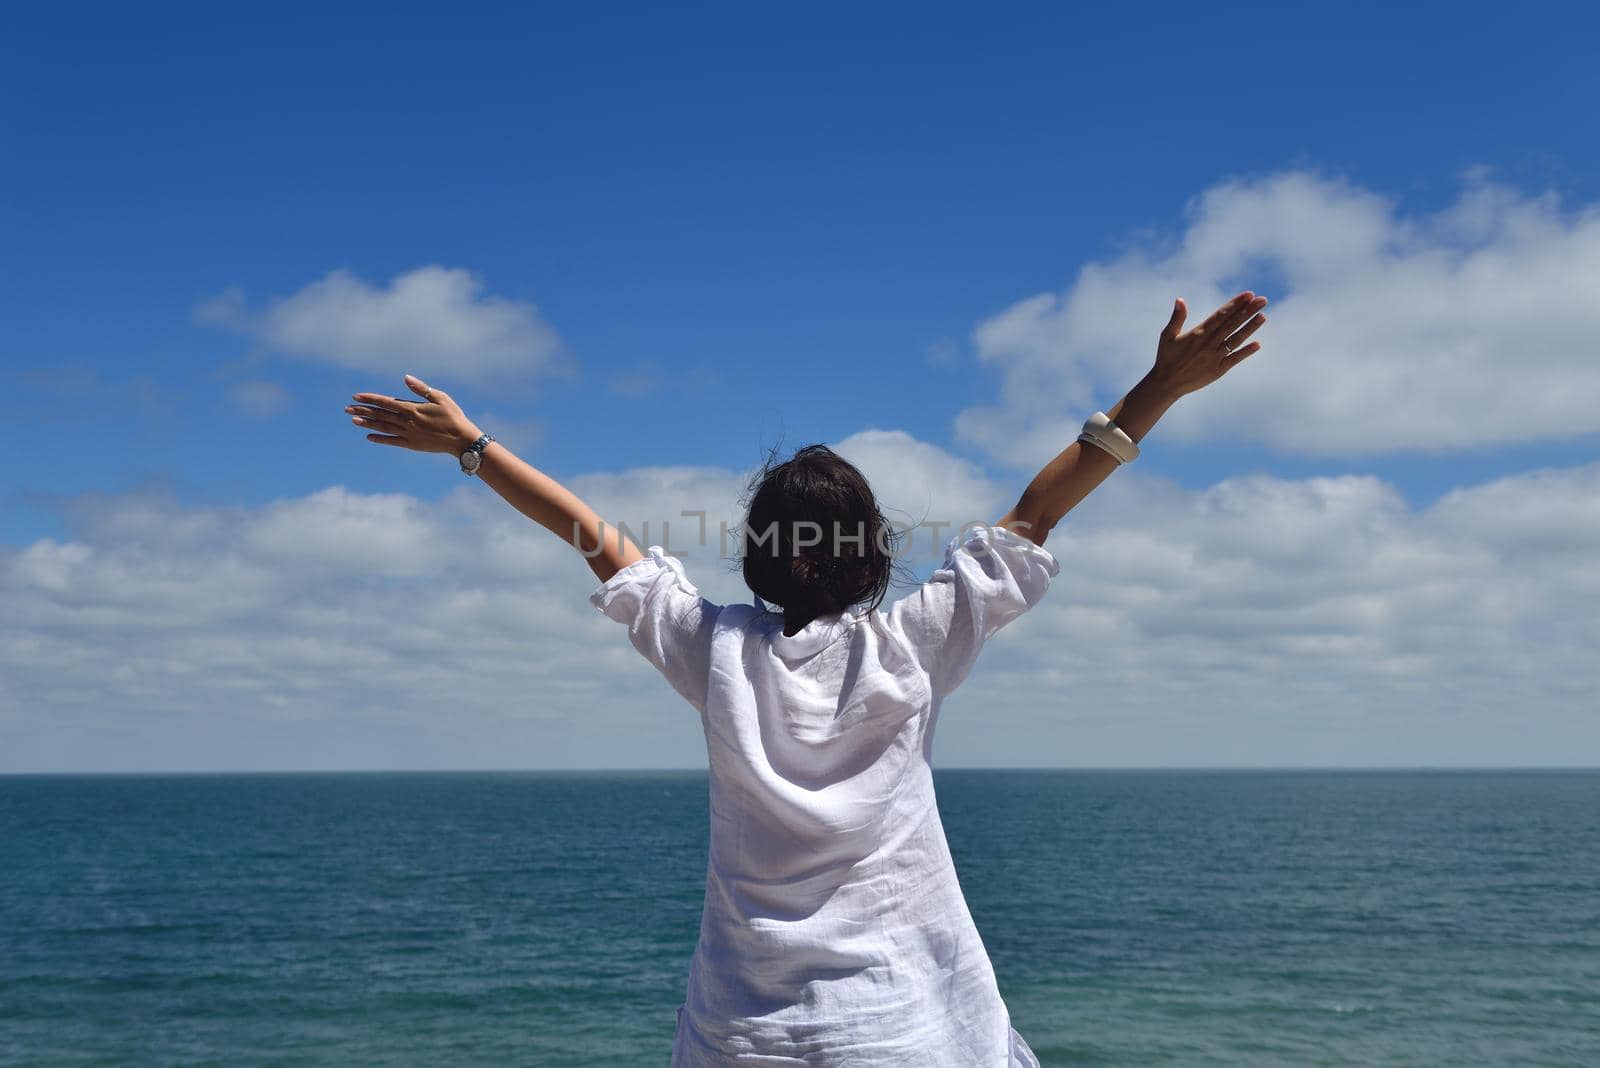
[1147,290,1268,399]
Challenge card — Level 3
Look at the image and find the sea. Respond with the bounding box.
[2,770,1597,1066]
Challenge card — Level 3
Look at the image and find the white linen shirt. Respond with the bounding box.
[590,523,1059,1067]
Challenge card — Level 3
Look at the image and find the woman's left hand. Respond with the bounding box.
[345,374,482,455]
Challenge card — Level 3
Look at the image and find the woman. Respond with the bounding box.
[346,290,1269,1065]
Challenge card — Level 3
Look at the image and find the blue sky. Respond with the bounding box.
[3,2,1597,771]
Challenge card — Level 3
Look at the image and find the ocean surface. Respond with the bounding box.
[2,770,1597,1066]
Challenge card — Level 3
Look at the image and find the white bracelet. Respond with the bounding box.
[1077,411,1140,464]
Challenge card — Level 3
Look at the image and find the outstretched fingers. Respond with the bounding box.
[1221,340,1262,370]
[1195,291,1266,342]
[1223,310,1268,350]
[345,402,408,442]
[345,391,415,447]
[1192,291,1252,335]
[351,392,422,414]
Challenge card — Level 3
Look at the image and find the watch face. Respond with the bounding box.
[462,450,481,471]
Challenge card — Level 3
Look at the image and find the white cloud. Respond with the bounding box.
[198,266,563,379]
[947,459,1600,766]
[832,428,1007,549]
[2,433,1594,771]
[956,168,1600,462]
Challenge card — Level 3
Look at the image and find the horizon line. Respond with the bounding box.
[3,764,1598,778]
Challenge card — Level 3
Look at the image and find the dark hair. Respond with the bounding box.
[737,443,904,631]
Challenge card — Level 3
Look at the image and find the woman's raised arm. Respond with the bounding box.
[345,374,644,583]
[999,290,1268,546]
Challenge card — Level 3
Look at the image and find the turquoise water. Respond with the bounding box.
[2,770,1597,1066]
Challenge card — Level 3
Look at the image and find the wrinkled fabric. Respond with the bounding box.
[591,524,1059,1066]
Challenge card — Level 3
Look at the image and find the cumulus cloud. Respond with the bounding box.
[832,428,1007,548]
[950,460,1600,766]
[956,168,1600,462]
[198,266,563,379]
[2,431,1594,771]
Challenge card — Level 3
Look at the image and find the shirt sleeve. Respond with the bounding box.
[589,546,722,713]
[882,523,1060,698]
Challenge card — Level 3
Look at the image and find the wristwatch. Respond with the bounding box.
[459,433,495,476]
